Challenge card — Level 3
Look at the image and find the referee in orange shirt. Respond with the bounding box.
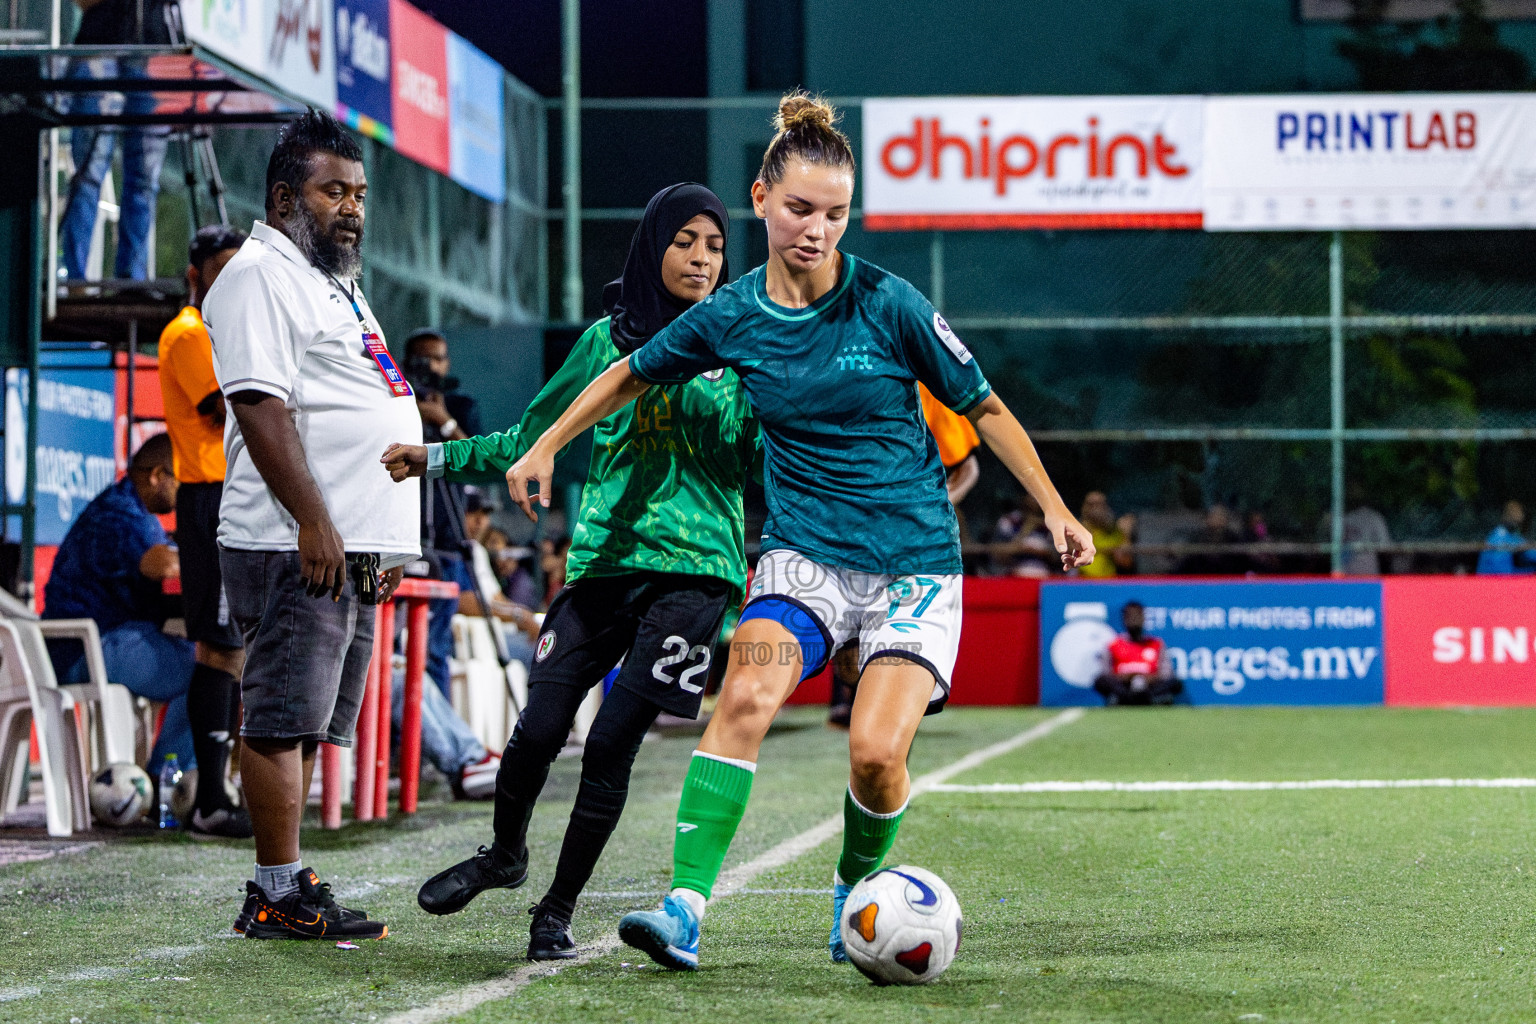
[157,224,252,836]
[826,385,980,727]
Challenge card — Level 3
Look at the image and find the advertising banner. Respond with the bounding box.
[264,0,335,110]
[862,96,1204,230]
[388,0,449,176]
[1204,93,1536,230]
[335,0,392,142]
[5,359,118,547]
[180,0,335,110]
[1040,580,1385,706]
[179,0,267,77]
[446,33,506,202]
[1383,577,1536,705]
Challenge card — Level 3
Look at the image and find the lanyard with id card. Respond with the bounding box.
[330,274,413,398]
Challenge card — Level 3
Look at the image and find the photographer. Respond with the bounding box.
[404,329,481,445]
[403,328,485,698]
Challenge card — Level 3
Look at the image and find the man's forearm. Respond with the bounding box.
[230,392,333,528]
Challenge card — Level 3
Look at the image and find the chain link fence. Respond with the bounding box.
[557,98,1536,574]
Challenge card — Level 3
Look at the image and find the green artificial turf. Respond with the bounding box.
[4,706,1535,1023]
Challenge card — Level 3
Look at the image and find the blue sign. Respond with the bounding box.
[1040,580,1385,706]
[5,349,118,546]
[446,32,506,202]
[336,0,394,142]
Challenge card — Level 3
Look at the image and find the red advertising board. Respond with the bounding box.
[387,0,449,176]
[1383,577,1536,705]
[781,576,1041,707]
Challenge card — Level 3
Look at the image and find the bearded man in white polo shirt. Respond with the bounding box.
[203,111,421,940]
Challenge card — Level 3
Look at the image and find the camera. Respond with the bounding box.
[403,355,459,397]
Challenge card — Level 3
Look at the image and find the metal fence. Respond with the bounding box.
[551,96,1536,573]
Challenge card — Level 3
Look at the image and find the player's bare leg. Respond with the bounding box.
[828,659,932,960]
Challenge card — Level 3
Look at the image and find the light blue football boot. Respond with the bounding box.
[829,878,855,963]
[619,894,700,971]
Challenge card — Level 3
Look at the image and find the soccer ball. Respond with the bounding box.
[169,768,243,823]
[89,762,152,827]
[842,865,962,985]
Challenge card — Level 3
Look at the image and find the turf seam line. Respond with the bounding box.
[381,708,1083,1024]
[932,777,1536,793]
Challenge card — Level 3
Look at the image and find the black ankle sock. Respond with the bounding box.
[186,664,239,812]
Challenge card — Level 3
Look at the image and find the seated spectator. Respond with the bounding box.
[1094,601,1183,706]
[454,490,539,669]
[1244,510,1281,573]
[481,526,538,607]
[1177,504,1250,575]
[539,534,572,609]
[990,492,1057,578]
[1080,491,1135,578]
[1341,484,1391,576]
[43,434,194,776]
[1478,500,1536,575]
[389,668,499,800]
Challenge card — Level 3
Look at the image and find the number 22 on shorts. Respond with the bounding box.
[652,635,712,693]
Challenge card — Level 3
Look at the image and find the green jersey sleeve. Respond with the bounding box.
[440,321,613,482]
[628,295,728,385]
[893,283,992,415]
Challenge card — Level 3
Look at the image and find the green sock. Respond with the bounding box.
[671,751,756,900]
[836,787,906,885]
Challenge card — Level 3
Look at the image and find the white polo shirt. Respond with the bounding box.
[204,220,422,567]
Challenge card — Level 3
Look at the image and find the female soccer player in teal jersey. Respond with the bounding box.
[504,94,1095,970]
[380,184,758,960]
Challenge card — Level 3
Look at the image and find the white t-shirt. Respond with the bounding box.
[204,221,422,566]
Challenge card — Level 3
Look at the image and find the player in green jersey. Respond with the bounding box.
[502,94,1095,972]
[379,184,757,960]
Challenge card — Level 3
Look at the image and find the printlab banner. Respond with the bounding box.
[862,96,1205,230]
[1204,93,1536,229]
[1039,580,1385,707]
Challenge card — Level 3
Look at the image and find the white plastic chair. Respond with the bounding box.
[0,619,91,836]
[0,588,139,773]
[450,615,521,752]
[37,618,139,770]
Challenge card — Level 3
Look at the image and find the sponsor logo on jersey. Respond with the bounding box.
[933,312,973,365]
[536,631,556,662]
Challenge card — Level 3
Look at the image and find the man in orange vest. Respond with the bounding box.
[157,224,251,837]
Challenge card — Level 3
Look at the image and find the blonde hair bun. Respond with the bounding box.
[774,91,838,133]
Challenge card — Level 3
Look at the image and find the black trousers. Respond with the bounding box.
[491,572,733,918]
[492,680,662,918]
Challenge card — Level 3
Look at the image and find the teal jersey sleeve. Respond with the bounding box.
[628,294,728,385]
[892,283,992,415]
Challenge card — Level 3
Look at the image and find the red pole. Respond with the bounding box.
[373,600,396,816]
[351,609,384,822]
[399,597,429,815]
[319,743,342,829]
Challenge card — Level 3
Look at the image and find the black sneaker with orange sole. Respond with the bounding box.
[232,868,388,940]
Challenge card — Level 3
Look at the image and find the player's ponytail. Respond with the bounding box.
[758,90,855,187]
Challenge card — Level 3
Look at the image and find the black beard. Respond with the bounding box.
[286,201,363,280]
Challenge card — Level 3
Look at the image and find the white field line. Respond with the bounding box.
[383,707,1084,1024]
[931,777,1536,793]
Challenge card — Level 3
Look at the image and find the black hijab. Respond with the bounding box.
[603,183,730,354]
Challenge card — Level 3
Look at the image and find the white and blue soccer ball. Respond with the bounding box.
[89,762,152,827]
[842,865,962,985]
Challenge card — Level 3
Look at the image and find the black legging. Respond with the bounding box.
[492,680,663,919]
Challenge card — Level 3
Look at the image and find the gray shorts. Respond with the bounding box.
[220,547,376,746]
